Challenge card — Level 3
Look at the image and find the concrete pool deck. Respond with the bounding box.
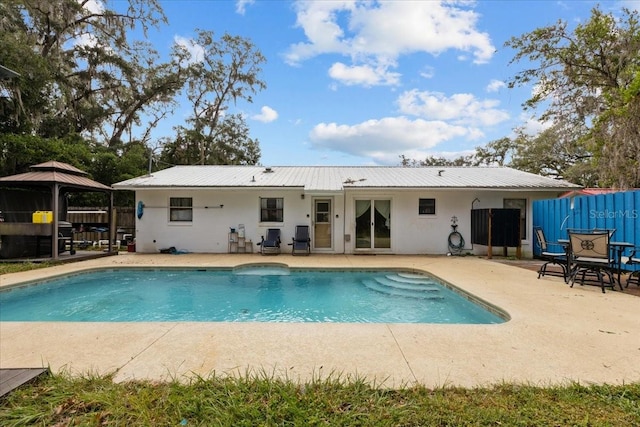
[1,254,638,388]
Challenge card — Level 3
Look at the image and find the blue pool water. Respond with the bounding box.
[0,267,505,324]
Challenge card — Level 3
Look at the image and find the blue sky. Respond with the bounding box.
[121,0,637,166]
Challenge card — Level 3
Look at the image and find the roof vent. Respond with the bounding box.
[438,169,445,176]
[263,167,274,173]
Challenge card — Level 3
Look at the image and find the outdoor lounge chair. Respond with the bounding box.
[568,229,618,293]
[258,228,281,255]
[290,225,310,255]
[534,226,568,282]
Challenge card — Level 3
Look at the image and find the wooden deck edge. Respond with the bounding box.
[0,368,50,398]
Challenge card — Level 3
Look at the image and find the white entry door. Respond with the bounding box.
[313,199,332,249]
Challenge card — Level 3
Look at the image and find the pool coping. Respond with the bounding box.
[1,253,639,388]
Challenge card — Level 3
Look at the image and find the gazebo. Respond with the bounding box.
[0,161,114,260]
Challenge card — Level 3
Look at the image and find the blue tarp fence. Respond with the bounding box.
[533,190,640,272]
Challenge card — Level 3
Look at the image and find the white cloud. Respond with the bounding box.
[285,0,495,87]
[80,0,105,14]
[72,0,105,48]
[174,35,205,64]
[306,86,513,163]
[74,33,100,49]
[235,0,254,15]
[286,1,353,65]
[486,79,506,93]
[517,113,552,136]
[252,106,278,123]
[419,66,435,79]
[328,62,400,86]
[396,89,510,126]
[309,116,476,164]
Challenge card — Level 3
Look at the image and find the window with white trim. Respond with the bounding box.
[418,198,436,215]
[260,197,283,222]
[169,197,193,222]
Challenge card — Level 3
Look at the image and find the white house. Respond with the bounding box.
[112,165,581,257]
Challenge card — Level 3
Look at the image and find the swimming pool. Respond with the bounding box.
[0,266,506,324]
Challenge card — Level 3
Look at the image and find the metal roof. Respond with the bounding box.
[112,166,581,192]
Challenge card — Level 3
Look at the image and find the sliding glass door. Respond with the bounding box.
[355,199,391,249]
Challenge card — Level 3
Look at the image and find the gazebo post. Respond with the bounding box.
[108,192,114,253]
[52,183,59,260]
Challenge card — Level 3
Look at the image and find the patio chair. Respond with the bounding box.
[625,247,640,287]
[568,230,618,293]
[533,227,568,282]
[258,228,281,255]
[290,225,311,255]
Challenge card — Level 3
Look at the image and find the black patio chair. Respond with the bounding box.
[625,247,640,287]
[290,225,311,255]
[568,229,618,293]
[258,228,281,255]
[533,227,568,282]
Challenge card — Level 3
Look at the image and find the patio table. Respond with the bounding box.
[610,241,634,286]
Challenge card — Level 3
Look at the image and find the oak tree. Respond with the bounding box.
[1,0,266,179]
[506,7,640,188]
[172,30,266,165]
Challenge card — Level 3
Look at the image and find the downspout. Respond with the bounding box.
[342,192,346,254]
[470,197,480,250]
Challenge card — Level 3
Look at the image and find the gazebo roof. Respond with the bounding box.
[0,161,111,191]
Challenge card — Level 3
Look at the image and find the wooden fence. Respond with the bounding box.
[67,207,135,245]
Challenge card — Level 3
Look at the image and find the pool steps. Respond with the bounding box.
[384,275,441,290]
[232,267,446,300]
[378,276,440,291]
[362,274,445,300]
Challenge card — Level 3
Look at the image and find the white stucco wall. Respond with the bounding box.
[133,188,345,254]
[132,188,562,257]
[350,189,560,257]
[342,189,474,255]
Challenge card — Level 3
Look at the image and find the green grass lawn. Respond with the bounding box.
[0,262,54,276]
[1,373,639,426]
